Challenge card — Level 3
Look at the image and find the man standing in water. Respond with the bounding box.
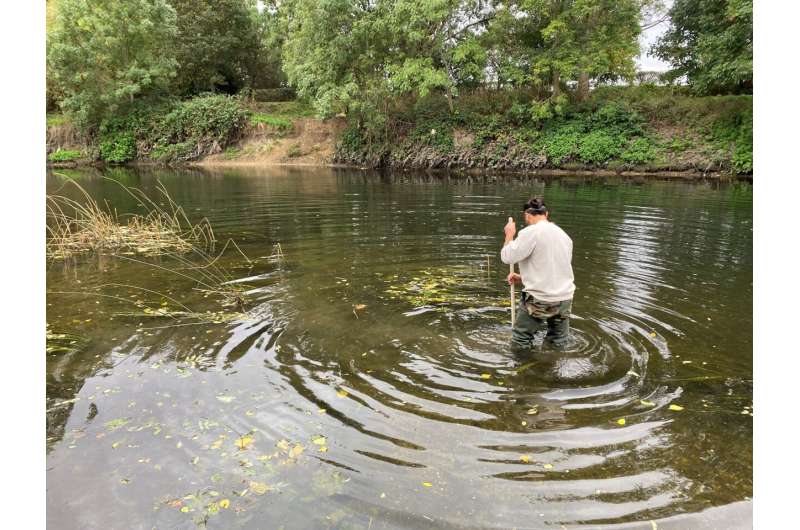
[500,198,575,350]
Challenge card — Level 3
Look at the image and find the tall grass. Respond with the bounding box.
[46,177,256,311]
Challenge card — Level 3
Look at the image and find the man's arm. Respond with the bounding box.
[500,217,535,264]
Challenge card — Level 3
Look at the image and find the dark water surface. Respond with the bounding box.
[46,167,752,529]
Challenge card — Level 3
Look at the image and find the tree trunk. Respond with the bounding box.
[577,71,590,101]
[552,69,561,98]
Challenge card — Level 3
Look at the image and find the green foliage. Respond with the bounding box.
[99,132,137,163]
[149,95,250,161]
[653,0,752,94]
[169,0,265,95]
[621,137,657,165]
[711,107,753,173]
[48,149,82,162]
[47,114,69,127]
[578,130,621,164]
[250,114,293,130]
[92,94,249,163]
[47,0,178,129]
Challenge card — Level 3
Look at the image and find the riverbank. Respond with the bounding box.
[47,89,752,178]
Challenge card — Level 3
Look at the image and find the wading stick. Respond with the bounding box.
[510,263,516,327]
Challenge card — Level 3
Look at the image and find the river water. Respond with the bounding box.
[46,167,752,529]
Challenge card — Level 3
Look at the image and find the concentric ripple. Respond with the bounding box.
[46,168,753,529]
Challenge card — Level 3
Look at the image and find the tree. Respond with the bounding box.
[281,0,489,122]
[47,0,178,128]
[485,0,642,101]
[168,0,263,95]
[653,0,752,94]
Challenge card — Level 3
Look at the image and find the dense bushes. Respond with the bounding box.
[95,95,250,163]
[336,89,751,174]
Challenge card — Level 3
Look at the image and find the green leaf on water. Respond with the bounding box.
[104,417,130,431]
[669,404,684,411]
[422,482,433,487]
[480,373,491,379]
[616,418,626,426]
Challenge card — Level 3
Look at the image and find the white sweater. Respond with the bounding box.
[500,220,575,303]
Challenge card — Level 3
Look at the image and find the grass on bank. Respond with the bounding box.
[48,149,83,162]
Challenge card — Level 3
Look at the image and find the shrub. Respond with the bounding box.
[48,149,82,162]
[578,130,621,164]
[621,137,657,165]
[99,131,137,163]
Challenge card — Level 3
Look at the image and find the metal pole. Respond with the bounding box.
[510,263,516,327]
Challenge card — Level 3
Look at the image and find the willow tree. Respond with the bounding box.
[47,0,178,128]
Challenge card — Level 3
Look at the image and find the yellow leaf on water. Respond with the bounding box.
[180,506,189,513]
[422,482,433,487]
[289,443,304,458]
[249,481,270,495]
[543,463,553,469]
[526,408,539,415]
[649,331,657,337]
[520,455,531,463]
[669,404,684,411]
[235,435,254,450]
[640,400,655,407]
[617,418,626,426]
[319,446,328,453]
[219,499,230,509]
[245,410,255,416]
[480,373,491,379]
[311,434,327,445]
[336,390,349,398]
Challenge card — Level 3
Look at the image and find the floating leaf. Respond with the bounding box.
[319,446,328,453]
[520,455,531,463]
[191,456,199,465]
[543,463,553,469]
[235,435,254,450]
[640,399,655,407]
[354,304,367,311]
[526,408,539,415]
[289,444,304,458]
[336,390,348,398]
[249,481,270,495]
[617,418,626,426]
[480,373,491,379]
[649,331,657,337]
[422,482,433,487]
[216,395,235,403]
[245,410,255,417]
[180,506,190,513]
[311,434,327,446]
[104,417,130,431]
[669,404,684,411]
[111,441,121,449]
[219,499,230,509]
[626,371,640,378]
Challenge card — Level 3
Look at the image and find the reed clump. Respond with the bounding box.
[47,178,215,260]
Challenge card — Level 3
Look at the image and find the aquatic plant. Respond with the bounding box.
[46,178,215,260]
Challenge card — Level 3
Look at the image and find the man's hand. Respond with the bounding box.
[504,217,516,241]
[507,272,522,285]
